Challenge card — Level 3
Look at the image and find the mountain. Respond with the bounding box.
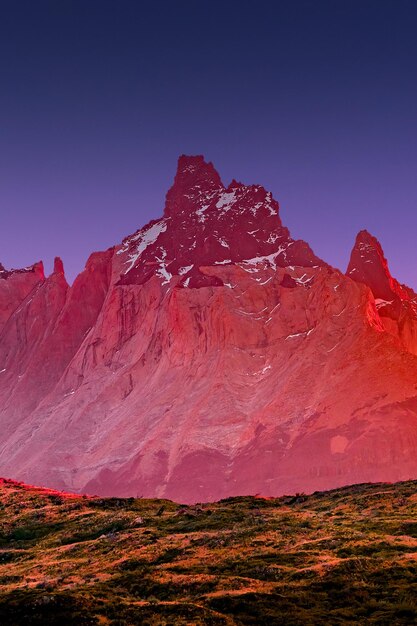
[0,477,416,625]
[347,229,417,355]
[1,155,417,503]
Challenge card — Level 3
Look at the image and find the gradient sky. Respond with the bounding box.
[1,0,417,286]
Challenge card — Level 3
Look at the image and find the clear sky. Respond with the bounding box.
[1,0,417,286]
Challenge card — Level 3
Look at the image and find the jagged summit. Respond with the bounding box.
[117,155,323,288]
[53,256,65,276]
[347,230,411,302]
[164,155,224,218]
[347,229,417,354]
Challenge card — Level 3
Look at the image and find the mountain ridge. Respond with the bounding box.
[1,155,417,502]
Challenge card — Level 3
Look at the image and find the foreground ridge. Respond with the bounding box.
[1,155,417,502]
[0,477,416,624]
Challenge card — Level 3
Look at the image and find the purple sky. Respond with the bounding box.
[1,1,417,287]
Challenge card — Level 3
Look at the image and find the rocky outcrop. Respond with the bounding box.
[0,261,44,334]
[347,229,417,355]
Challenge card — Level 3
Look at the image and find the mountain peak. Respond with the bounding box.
[175,154,222,184]
[347,230,411,303]
[116,155,323,288]
[164,155,224,218]
[53,256,65,276]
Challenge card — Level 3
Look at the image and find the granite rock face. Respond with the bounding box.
[1,156,417,502]
[347,229,417,355]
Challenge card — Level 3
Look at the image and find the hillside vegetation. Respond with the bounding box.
[0,478,416,625]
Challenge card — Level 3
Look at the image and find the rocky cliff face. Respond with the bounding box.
[1,156,417,502]
[347,230,417,355]
[0,261,45,334]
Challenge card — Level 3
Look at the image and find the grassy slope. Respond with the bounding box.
[0,478,416,625]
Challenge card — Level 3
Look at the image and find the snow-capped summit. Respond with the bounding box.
[117,155,323,289]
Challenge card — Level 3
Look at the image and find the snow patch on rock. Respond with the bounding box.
[120,220,168,274]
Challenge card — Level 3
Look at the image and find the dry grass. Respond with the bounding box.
[0,478,416,624]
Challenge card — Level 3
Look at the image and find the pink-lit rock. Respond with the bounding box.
[347,229,417,355]
[1,156,417,502]
[0,261,44,333]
